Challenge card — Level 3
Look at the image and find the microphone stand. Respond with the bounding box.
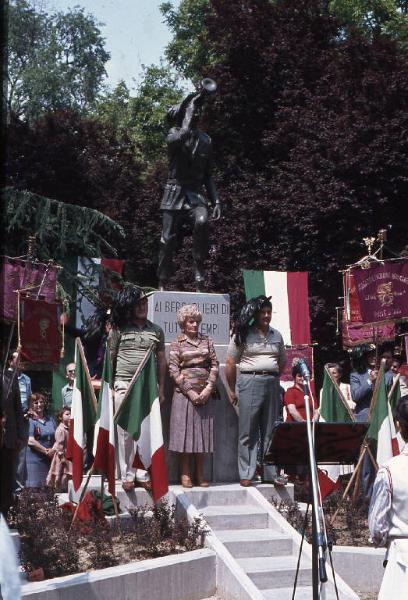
[299,361,328,599]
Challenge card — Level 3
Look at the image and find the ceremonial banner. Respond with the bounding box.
[341,312,395,348]
[280,346,314,382]
[343,271,362,322]
[0,256,57,321]
[352,260,408,323]
[20,297,61,364]
[243,270,311,345]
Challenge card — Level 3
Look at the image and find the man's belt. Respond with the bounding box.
[240,370,279,376]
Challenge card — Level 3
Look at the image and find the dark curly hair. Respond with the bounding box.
[396,395,408,440]
[111,284,146,329]
[233,295,272,346]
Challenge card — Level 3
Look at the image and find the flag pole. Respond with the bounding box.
[69,466,95,530]
[387,373,400,402]
[330,363,384,524]
[76,338,98,412]
[113,344,154,421]
[329,442,368,525]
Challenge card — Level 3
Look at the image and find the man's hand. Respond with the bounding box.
[228,390,238,406]
[15,438,24,451]
[370,369,378,384]
[212,202,221,220]
[159,392,166,406]
[60,312,69,326]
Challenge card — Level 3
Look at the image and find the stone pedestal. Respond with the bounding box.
[148,291,238,484]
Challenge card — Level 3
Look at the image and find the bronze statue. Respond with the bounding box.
[157,79,221,292]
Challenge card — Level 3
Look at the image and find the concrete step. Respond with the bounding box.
[262,585,344,599]
[201,504,270,530]
[237,555,312,589]
[216,528,293,557]
[183,485,256,508]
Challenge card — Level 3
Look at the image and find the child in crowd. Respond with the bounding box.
[46,407,72,492]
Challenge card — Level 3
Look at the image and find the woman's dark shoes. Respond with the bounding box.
[122,480,135,491]
[240,479,252,487]
[181,475,193,488]
[134,479,152,491]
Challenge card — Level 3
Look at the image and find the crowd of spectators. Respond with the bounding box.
[1,290,407,519]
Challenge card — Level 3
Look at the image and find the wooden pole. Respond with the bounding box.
[329,443,367,526]
[69,466,95,530]
[76,338,98,412]
[387,373,400,403]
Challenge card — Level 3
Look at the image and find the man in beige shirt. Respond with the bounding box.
[110,286,166,491]
[225,296,287,487]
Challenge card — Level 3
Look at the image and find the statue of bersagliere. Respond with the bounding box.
[157,78,221,292]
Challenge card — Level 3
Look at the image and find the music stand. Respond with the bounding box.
[265,422,368,600]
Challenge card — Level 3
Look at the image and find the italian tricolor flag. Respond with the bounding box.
[318,367,355,499]
[243,270,311,344]
[66,339,97,491]
[93,349,115,496]
[367,363,402,466]
[114,348,168,502]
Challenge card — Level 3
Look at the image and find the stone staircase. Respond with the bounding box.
[182,484,358,600]
[65,479,359,599]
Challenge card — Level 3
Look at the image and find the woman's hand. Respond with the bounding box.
[188,390,200,405]
[45,448,55,459]
[198,387,212,404]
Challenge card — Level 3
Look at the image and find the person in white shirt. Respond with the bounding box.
[368,395,408,599]
[390,357,408,397]
[61,363,75,408]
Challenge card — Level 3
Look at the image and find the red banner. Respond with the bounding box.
[0,256,58,321]
[341,312,395,348]
[352,260,408,323]
[343,271,363,322]
[280,346,314,382]
[21,297,61,365]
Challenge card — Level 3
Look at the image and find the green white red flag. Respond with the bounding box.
[318,368,355,499]
[389,374,401,416]
[66,339,97,491]
[93,349,115,496]
[243,270,311,345]
[367,363,402,466]
[114,347,168,502]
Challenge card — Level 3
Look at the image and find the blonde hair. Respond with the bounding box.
[177,304,202,330]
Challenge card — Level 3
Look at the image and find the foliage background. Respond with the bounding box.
[5,0,408,371]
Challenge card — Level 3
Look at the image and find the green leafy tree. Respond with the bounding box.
[161,0,408,81]
[96,63,183,165]
[7,0,110,119]
[160,0,216,80]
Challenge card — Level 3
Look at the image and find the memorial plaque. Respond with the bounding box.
[148,291,230,344]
